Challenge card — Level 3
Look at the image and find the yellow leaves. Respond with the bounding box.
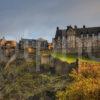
[57,61,100,100]
[56,91,66,100]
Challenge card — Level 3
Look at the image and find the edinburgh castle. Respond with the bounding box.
[53,25,100,57]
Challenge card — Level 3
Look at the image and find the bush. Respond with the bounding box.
[56,63,100,100]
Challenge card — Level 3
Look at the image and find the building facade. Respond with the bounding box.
[53,26,100,56]
[18,38,48,60]
[0,37,49,62]
[0,37,16,61]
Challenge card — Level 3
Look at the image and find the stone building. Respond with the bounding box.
[18,38,48,60]
[53,25,100,56]
[0,37,49,62]
[48,43,53,50]
[0,37,16,61]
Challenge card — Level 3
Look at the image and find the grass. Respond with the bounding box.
[52,52,100,64]
[52,52,77,64]
[79,58,100,64]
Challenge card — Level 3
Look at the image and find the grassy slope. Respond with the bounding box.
[52,52,100,64]
[52,52,77,64]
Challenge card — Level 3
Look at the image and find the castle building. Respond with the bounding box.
[53,25,100,56]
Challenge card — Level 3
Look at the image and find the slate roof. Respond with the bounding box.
[76,27,100,36]
[21,38,36,42]
[55,26,100,39]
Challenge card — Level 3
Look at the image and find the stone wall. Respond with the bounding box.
[52,58,76,75]
[41,55,51,64]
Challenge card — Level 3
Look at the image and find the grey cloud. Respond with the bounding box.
[0,0,100,41]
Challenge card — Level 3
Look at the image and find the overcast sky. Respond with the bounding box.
[0,0,100,42]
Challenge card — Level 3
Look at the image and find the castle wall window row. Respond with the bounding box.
[53,25,100,55]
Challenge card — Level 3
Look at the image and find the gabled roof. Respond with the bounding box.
[55,29,62,39]
[20,38,36,42]
[55,26,100,39]
[76,27,100,36]
[37,38,47,41]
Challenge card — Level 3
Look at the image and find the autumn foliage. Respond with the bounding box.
[56,61,100,100]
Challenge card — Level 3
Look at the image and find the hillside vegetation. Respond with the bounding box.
[0,54,100,100]
[56,60,100,100]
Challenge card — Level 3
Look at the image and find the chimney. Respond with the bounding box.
[83,25,86,28]
[57,27,59,31]
[74,25,77,29]
[67,25,72,29]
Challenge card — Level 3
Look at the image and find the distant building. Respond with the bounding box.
[48,43,53,50]
[19,38,48,50]
[0,37,49,62]
[53,25,100,56]
[37,38,48,50]
[18,38,48,60]
[0,37,16,61]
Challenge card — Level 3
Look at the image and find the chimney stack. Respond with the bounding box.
[83,25,86,28]
[74,25,77,29]
[57,27,59,31]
